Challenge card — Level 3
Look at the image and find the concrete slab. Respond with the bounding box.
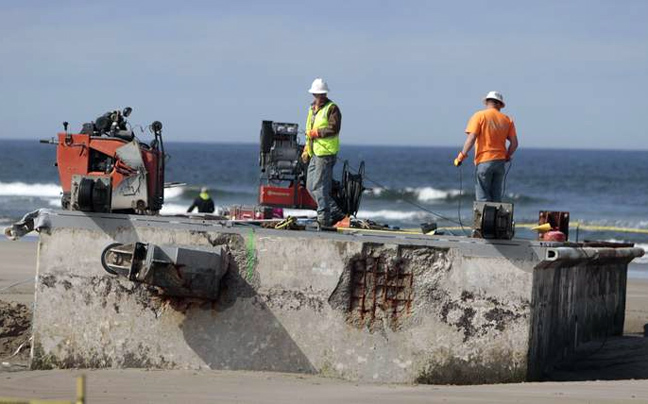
[29,211,643,384]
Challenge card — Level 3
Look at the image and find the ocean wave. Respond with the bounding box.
[366,187,461,203]
[356,209,429,221]
[174,186,256,199]
[578,219,648,230]
[282,209,316,218]
[635,244,648,264]
[0,181,252,201]
[366,186,539,204]
[606,239,648,264]
[160,203,189,215]
[0,182,62,197]
[164,187,184,200]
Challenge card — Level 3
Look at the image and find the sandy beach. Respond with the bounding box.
[1,240,647,403]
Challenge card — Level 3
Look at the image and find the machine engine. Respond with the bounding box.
[259,121,316,209]
[258,120,365,219]
[43,107,165,214]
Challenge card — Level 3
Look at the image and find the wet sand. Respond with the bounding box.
[0,369,647,403]
[0,240,37,305]
[1,240,648,403]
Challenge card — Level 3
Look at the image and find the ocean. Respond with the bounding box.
[0,139,646,268]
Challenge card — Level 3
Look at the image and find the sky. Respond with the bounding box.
[0,0,646,149]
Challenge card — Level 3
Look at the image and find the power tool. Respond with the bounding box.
[41,107,165,214]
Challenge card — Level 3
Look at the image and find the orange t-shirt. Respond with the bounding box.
[465,108,517,164]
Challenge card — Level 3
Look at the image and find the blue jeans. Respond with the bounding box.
[475,160,506,202]
[306,154,337,226]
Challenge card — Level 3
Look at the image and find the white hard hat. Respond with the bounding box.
[200,186,208,193]
[308,78,329,94]
[483,91,505,107]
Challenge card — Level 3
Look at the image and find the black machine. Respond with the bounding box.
[258,120,364,219]
[472,202,515,240]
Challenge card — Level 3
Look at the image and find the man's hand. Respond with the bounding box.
[454,151,466,167]
[307,129,320,139]
[505,153,513,162]
[301,150,310,164]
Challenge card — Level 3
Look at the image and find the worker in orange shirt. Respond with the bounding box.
[454,91,518,202]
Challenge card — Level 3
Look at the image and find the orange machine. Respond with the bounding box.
[44,108,165,214]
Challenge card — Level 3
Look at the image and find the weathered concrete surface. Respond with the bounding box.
[528,257,630,380]
[29,211,643,384]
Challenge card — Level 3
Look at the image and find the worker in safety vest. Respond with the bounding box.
[187,186,215,213]
[454,91,518,202]
[301,78,342,226]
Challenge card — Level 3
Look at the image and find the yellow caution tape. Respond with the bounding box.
[568,223,648,235]
[380,223,648,236]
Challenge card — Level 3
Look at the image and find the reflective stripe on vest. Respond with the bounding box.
[305,101,339,157]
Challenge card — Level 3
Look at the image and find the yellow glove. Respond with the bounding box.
[301,150,310,164]
[453,151,467,167]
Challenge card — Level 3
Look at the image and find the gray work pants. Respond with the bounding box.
[306,154,337,226]
[475,160,506,202]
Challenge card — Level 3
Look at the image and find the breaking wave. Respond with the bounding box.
[634,244,648,264]
[160,203,190,215]
[0,182,227,203]
[365,186,540,204]
[0,182,62,197]
[367,187,460,203]
[606,239,648,265]
[173,186,255,199]
[356,209,430,221]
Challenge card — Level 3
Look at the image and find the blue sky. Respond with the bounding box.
[0,0,646,149]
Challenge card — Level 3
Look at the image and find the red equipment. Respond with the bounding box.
[259,184,316,209]
[43,108,165,214]
[258,120,317,210]
[257,120,364,218]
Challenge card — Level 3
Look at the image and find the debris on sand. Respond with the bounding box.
[0,300,31,369]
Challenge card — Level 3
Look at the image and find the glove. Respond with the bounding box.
[307,129,320,139]
[453,151,466,167]
[301,150,310,164]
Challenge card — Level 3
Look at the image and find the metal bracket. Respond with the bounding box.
[101,242,229,300]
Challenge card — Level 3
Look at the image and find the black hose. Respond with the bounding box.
[457,165,468,235]
[502,160,513,200]
[347,163,464,227]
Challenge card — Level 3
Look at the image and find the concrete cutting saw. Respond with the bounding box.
[41,107,165,214]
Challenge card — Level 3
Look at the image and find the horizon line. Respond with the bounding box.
[0,137,646,153]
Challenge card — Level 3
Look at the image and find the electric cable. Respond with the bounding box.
[457,164,469,235]
[347,164,464,227]
[502,159,513,200]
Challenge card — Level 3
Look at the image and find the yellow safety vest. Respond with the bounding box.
[305,101,339,157]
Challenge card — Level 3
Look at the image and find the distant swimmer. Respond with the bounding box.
[187,186,215,213]
[453,91,518,202]
[301,77,343,227]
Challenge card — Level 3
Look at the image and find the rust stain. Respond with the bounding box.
[348,255,413,330]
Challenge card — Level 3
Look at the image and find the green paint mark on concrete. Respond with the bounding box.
[246,230,256,281]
